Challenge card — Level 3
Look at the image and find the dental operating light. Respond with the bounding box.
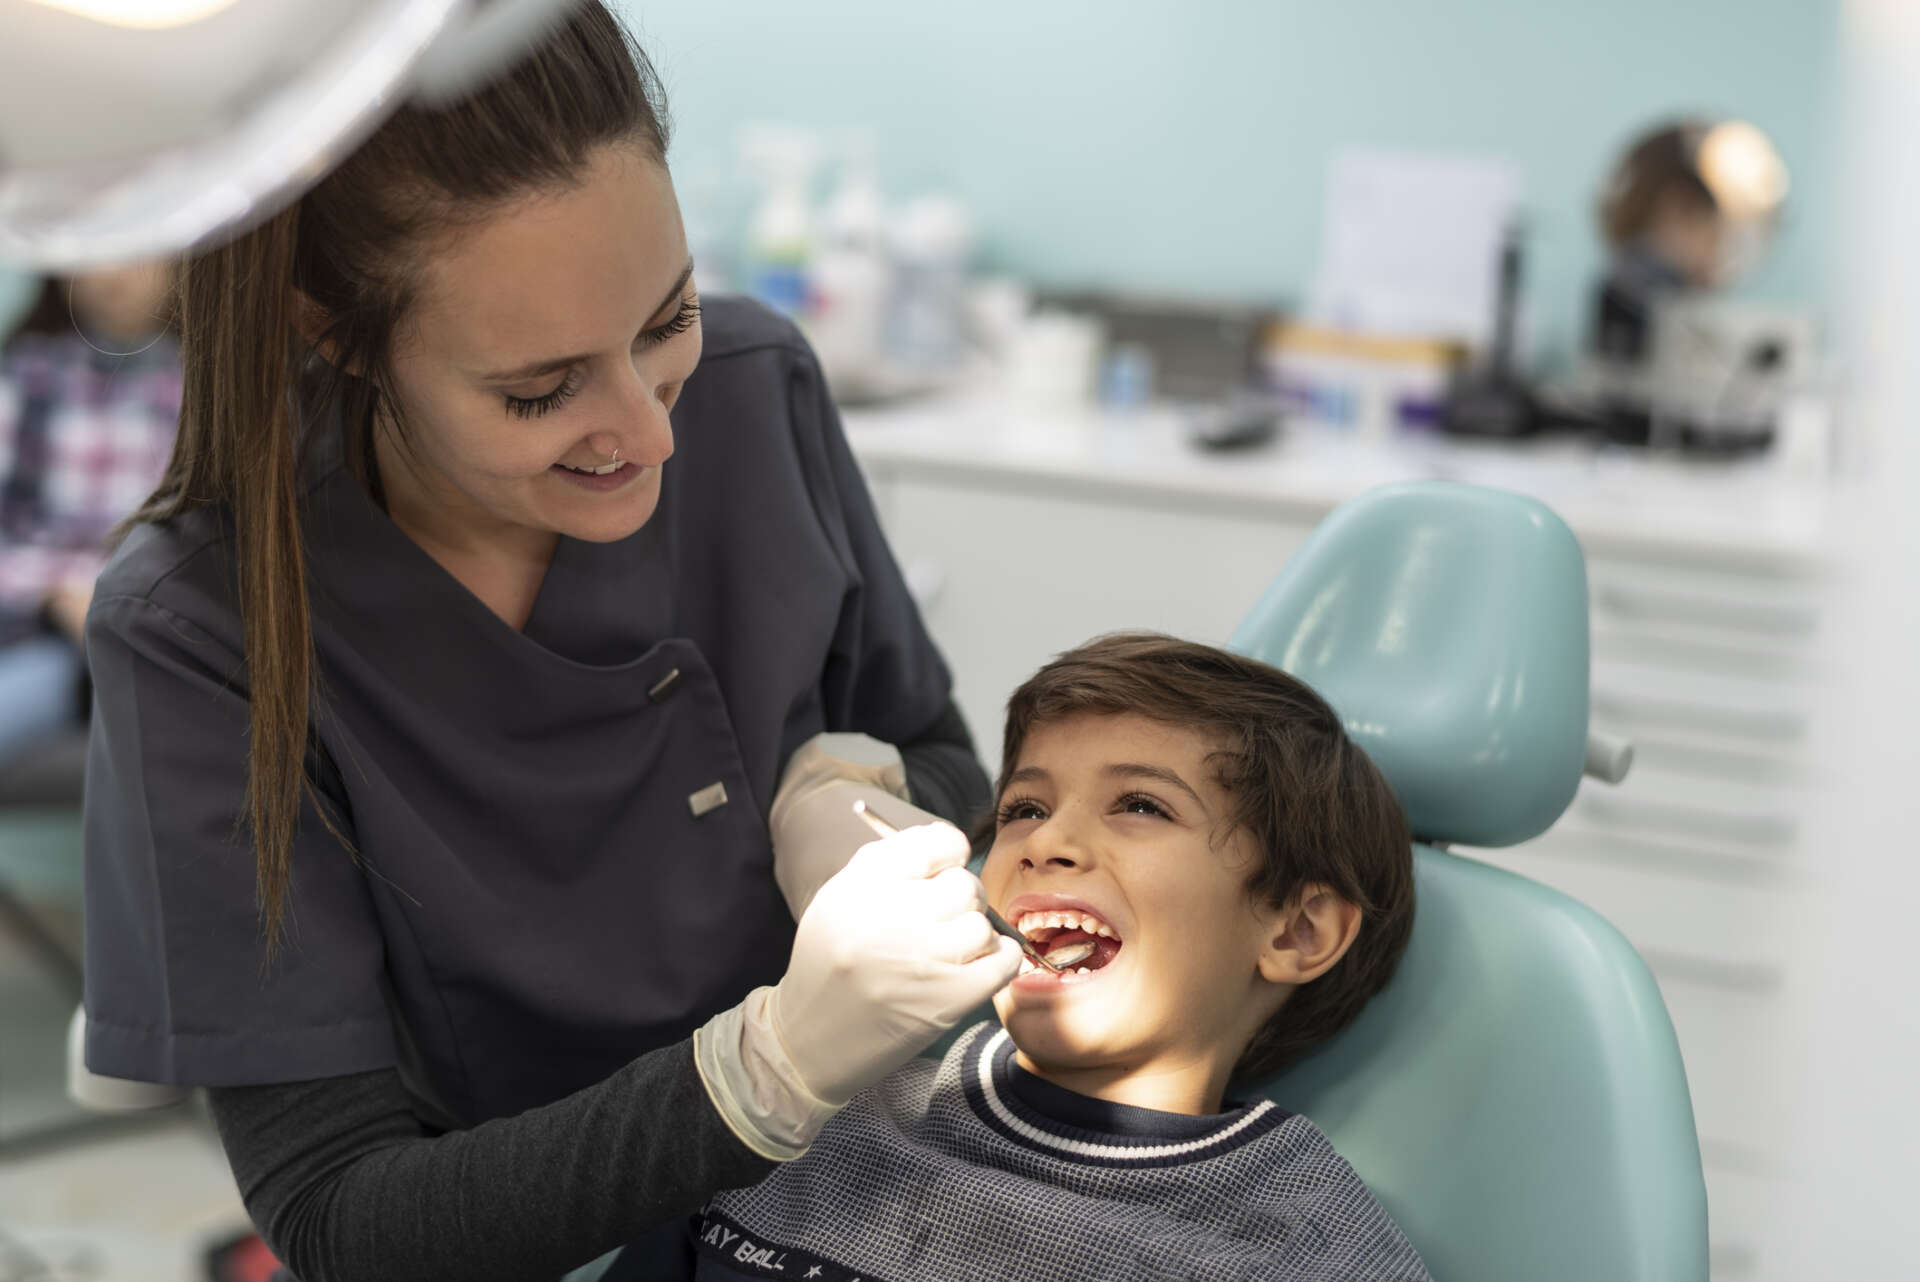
[23,0,246,27]
[0,0,576,270]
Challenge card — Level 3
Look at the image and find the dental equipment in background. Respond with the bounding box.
[850,800,1093,973]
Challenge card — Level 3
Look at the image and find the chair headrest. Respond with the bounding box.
[1230,482,1589,848]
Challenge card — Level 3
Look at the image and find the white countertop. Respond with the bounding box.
[843,395,1833,577]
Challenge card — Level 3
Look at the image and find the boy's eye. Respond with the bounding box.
[996,797,1047,826]
[1117,793,1170,819]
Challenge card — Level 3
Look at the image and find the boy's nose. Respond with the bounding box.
[1018,817,1093,871]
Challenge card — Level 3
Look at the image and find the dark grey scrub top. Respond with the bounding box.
[81,297,954,1127]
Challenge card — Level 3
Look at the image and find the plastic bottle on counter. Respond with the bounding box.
[886,195,973,372]
[739,124,819,318]
[809,130,892,391]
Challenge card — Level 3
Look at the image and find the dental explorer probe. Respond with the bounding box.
[850,800,1095,973]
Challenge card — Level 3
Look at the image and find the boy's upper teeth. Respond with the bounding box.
[1015,908,1116,938]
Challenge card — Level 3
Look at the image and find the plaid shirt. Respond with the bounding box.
[0,331,181,618]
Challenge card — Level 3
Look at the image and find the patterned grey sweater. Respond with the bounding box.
[692,1022,1430,1282]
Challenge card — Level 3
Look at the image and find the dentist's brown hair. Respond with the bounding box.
[991,632,1415,1079]
[122,2,669,964]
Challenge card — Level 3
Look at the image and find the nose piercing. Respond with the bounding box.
[587,446,622,476]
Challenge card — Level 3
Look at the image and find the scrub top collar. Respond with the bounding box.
[297,394,677,672]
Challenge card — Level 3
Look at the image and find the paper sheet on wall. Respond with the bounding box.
[1308,147,1523,347]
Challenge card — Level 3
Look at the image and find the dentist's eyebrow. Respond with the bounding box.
[1103,763,1205,809]
[479,258,695,382]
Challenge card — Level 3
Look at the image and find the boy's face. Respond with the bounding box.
[981,712,1291,1103]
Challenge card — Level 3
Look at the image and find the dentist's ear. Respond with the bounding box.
[291,288,355,371]
[1257,884,1363,985]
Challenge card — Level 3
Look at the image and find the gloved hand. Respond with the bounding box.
[695,820,1021,1160]
[769,731,936,921]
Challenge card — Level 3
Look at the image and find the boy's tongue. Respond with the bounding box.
[1042,929,1121,970]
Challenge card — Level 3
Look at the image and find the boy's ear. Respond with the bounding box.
[1257,884,1362,986]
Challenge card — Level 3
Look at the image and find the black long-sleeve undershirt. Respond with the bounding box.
[896,697,992,834]
[205,701,988,1282]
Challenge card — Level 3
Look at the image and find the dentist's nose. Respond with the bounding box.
[589,383,675,469]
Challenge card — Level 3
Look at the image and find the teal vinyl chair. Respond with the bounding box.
[1231,482,1707,1282]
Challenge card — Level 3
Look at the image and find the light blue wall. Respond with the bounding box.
[623,0,1837,361]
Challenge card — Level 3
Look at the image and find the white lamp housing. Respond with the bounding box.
[0,0,573,269]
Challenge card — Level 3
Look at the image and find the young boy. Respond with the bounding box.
[688,633,1427,1282]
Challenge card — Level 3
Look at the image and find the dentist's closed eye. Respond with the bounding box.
[500,296,701,419]
[504,369,582,419]
[636,295,700,349]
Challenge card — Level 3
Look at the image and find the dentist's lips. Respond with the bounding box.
[551,460,640,492]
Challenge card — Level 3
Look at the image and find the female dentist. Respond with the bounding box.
[77,5,1019,1279]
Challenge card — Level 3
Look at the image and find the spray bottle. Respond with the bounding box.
[738,124,819,319]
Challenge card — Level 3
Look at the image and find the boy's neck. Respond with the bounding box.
[1012,1046,1235,1116]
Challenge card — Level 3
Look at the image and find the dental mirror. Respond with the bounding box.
[849,801,1094,972]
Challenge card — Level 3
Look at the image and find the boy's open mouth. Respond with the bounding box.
[1015,909,1124,977]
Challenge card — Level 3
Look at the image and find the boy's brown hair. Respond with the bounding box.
[990,632,1414,1081]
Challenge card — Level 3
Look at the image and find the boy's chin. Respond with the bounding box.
[994,995,1132,1067]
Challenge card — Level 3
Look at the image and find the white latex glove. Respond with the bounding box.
[769,731,931,921]
[695,820,1021,1160]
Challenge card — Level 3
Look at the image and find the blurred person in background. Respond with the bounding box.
[1590,118,1785,362]
[0,262,180,768]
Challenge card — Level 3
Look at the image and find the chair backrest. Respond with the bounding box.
[1233,481,1591,848]
[1231,482,1707,1282]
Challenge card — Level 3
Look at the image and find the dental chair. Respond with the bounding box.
[1230,481,1707,1282]
[64,480,1707,1282]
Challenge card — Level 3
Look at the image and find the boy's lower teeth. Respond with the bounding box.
[1019,957,1097,981]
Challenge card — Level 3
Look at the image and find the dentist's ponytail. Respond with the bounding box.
[136,208,315,966]
[123,2,671,963]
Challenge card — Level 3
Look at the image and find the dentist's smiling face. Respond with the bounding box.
[981,713,1294,1111]
[376,142,703,552]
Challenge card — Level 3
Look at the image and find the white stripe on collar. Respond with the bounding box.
[973,1027,1278,1162]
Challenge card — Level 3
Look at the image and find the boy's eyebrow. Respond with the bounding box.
[1003,763,1205,810]
[1005,765,1050,789]
[1105,763,1206,809]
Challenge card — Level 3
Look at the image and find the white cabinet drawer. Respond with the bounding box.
[1591,622,1817,680]
[1587,559,1821,678]
[1659,979,1791,1170]
[873,474,1310,771]
[1704,1165,1781,1279]
[1564,765,1809,858]
[1592,659,1812,749]
[1461,844,1790,986]
[1589,574,1820,641]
